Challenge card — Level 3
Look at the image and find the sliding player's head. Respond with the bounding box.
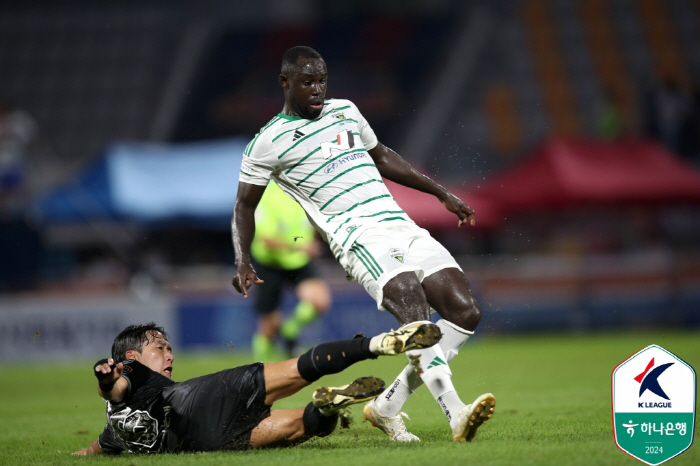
[111,322,173,378]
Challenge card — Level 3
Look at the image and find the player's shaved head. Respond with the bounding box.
[112,322,168,362]
[281,46,324,75]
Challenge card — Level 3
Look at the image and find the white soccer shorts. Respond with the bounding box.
[339,222,462,310]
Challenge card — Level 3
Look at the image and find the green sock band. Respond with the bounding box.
[281,301,317,340]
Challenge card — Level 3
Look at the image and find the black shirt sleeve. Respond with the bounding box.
[120,359,152,395]
[97,423,125,455]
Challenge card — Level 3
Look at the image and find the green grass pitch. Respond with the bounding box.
[1,331,697,466]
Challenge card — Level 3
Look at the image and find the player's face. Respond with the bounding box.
[282,57,327,120]
[133,331,174,378]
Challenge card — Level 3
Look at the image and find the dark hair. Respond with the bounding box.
[281,46,323,75]
[111,322,168,362]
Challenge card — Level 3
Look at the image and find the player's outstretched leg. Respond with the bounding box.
[295,322,441,383]
[452,393,496,442]
[265,321,442,407]
[371,321,442,355]
[313,376,385,415]
[281,377,385,447]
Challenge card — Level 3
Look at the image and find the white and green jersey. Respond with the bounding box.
[239,98,412,260]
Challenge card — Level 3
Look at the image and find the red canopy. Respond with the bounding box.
[386,138,700,231]
[472,138,700,215]
[385,179,502,230]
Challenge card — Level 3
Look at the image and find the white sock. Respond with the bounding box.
[409,343,465,424]
[374,377,412,416]
[440,391,467,429]
[374,319,473,417]
[435,319,474,363]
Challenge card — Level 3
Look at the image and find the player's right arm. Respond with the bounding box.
[231,181,267,297]
[94,358,128,402]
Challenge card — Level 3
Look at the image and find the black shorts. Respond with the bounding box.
[162,362,270,452]
[253,261,318,314]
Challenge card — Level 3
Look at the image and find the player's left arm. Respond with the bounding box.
[368,142,475,226]
[72,438,104,455]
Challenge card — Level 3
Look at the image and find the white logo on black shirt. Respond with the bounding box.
[110,407,160,452]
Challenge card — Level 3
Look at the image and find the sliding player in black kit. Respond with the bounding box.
[73,321,441,455]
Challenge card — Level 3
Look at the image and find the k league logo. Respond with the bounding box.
[612,345,696,465]
[635,358,673,405]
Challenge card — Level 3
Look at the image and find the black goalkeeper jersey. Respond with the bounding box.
[97,360,174,454]
[96,361,271,454]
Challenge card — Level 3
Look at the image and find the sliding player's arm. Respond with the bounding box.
[93,358,128,402]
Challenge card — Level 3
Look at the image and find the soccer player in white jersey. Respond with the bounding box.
[231,46,495,442]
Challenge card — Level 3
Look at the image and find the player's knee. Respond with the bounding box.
[302,402,337,438]
[446,294,482,330]
[464,298,482,326]
[381,273,430,322]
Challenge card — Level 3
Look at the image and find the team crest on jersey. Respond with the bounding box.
[110,407,160,452]
[333,112,346,120]
[389,248,404,263]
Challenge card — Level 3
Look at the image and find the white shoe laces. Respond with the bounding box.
[382,411,417,440]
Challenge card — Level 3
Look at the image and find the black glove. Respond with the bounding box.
[93,358,116,381]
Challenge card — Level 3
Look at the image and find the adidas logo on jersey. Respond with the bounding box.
[293,130,305,141]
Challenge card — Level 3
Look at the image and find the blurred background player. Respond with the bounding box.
[250,180,331,361]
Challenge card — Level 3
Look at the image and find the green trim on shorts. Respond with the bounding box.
[350,242,383,280]
[351,246,379,280]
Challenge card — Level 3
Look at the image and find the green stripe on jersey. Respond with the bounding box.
[331,218,353,236]
[285,147,322,174]
[325,194,391,223]
[277,119,357,159]
[272,119,318,142]
[330,209,407,239]
[338,211,408,248]
[295,146,366,186]
[358,209,406,219]
[309,163,375,198]
[244,116,281,156]
[286,131,361,176]
[243,133,261,157]
[329,105,351,112]
[276,113,302,121]
[320,179,383,211]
